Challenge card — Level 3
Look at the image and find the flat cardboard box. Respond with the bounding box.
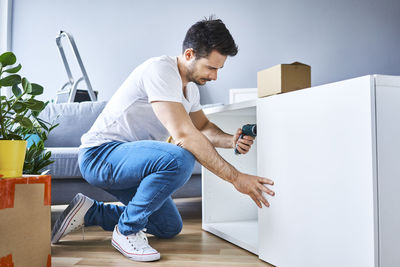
[257,62,311,98]
[0,175,51,267]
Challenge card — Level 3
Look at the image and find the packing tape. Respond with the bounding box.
[0,175,51,210]
[0,253,51,267]
[0,254,13,267]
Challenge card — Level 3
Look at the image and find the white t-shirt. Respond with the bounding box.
[80,55,202,148]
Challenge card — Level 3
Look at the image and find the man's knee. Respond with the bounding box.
[157,220,183,239]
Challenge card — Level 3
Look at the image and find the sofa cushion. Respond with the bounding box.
[39,101,107,147]
[46,147,81,179]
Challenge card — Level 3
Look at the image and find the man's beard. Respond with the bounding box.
[192,77,211,85]
[187,62,210,85]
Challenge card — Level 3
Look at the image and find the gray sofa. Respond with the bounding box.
[39,101,201,205]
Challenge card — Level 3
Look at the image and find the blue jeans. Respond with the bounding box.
[78,140,195,238]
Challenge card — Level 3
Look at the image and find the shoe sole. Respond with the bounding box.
[51,193,85,244]
[111,238,161,262]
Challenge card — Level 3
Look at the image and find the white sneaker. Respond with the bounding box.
[112,225,161,262]
[51,193,94,244]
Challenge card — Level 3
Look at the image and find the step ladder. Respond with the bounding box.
[55,31,97,103]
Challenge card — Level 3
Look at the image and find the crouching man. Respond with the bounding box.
[51,16,274,262]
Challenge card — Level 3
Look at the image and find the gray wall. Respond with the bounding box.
[10,0,400,104]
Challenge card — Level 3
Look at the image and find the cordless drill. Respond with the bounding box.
[234,124,257,154]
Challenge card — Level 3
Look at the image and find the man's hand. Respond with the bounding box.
[232,173,275,208]
[233,128,255,154]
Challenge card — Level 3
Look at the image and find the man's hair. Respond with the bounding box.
[182,16,238,59]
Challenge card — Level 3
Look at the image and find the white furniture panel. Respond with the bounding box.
[257,75,377,266]
[374,76,400,267]
[202,101,258,254]
[202,75,400,266]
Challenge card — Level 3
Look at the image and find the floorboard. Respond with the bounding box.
[51,198,273,266]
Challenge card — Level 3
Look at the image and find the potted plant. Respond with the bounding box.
[0,51,57,178]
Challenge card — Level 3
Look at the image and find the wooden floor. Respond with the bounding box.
[51,198,273,267]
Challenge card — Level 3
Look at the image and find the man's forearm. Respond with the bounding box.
[201,121,233,148]
[175,129,239,183]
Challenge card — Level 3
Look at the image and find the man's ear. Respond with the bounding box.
[184,48,195,60]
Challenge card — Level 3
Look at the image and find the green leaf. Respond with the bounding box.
[25,149,34,162]
[12,101,26,113]
[36,140,45,150]
[49,123,59,132]
[36,161,54,172]
[24,163,33,170]
[22,77,32,93]
[12,84,22,97]
[44,151,52,160]
[0,52,17,67]
[4,64,22,74]
[37,120,49,131]
[25,99,45,111]
[32,148,42,159]
[0,74,21,87]
[7,133,23,140]
[30,83,44,96]
[13,115,22,122]
[19,117,33,129]
[39,132,47,141]
[24,99,35,107]
[29,101,45,111]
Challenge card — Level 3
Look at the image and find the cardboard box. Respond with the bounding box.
[0,175,51,267]
[257,62,311,98]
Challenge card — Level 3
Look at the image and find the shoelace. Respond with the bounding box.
[126,229,151,251]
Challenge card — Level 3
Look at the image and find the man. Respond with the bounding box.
[51,17,275,262]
